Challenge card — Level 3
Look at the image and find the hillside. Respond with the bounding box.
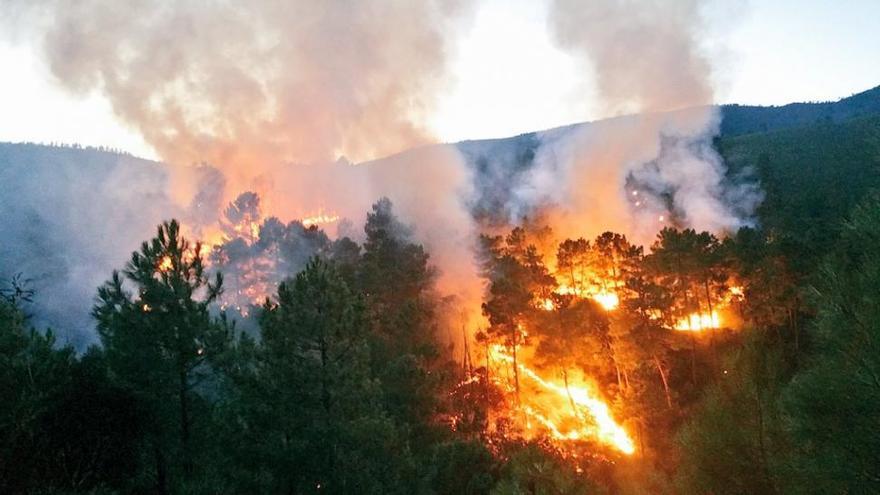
[0,143,180,347]
[3,86,880,343]
[453,85,880,238]
[4,89,880,493]
[720,85,880,137]
[721,113,880,263]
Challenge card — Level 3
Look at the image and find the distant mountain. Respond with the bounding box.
[719,85,880,137]
[455,85,880,160]
[0,143,185,347]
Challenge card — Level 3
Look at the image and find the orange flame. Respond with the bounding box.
[555,284,620,311]
[302,210,340,227]
[157,255,173,272]
[491,345,635,455]
[674,311,720,332]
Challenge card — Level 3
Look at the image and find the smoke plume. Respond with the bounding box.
[2,0,486,345]
[512,0,761,244]
[0,0,761,347]
[7,0,472,189]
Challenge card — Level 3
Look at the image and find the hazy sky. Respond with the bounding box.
[1,0,878,160]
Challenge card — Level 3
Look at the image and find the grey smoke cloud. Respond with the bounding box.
[1,0,485,345]
[549,0,714,114]
[0,0,761,348]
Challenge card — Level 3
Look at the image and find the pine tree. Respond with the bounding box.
[92,219,229,493]
[233,257,411,493]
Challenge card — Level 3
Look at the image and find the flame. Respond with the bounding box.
[302,210,339,227]
[591,291,619,311]
[490,345,635,455]
[230,221,261,241]
[555,284,619,311]
[674,311,720,332]
[157,255,173,272]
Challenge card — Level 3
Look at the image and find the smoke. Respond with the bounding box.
[0,0,761,347]
[549,0,714,114]
[6,0,472,190]
[508,0,761,244]
[0,144,203,347]
[362,144,484,329]
[215,143,485,331]
[2,0,486,343]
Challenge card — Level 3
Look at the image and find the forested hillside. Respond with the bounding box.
[3,88,880,493]
[721,113,880,264]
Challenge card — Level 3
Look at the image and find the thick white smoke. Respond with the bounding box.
[1,0,485,345]
[513,0,761,244]
[6,1,472,180]
[0,0,761,348]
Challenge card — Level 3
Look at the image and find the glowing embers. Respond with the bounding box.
[674,311,720,332]
[490,345,635,455]
[672,287,741,332]
[539,298,556,311]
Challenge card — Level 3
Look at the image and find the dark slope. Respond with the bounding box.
[720,113,880,258]
[0,143,181,346]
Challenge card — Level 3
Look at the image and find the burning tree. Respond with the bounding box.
[479,227,556,399]
[209,192,332,316]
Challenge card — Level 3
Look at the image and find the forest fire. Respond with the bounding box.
[490,345,635,455]
[301,211,340,227]
[674,311,721,332]
[157,255,173,272]
[556,284,620,311]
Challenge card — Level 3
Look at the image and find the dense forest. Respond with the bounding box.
[3,88,880,494]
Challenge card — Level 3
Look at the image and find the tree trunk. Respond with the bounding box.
[753,375,776,493]
[320,339,331,415]
[485,340,491,410]
[319,337,335,478]
[511,327,520,403]
[615,362,623,392]
[792,298,801,362]
[562,368,578,416]
[178,368,192,476]
[704,277,719,374]
[654,355,673,409]
[677,255,698,384]
[703,277,715,317]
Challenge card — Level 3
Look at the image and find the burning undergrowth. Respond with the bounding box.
[444,220,746,460]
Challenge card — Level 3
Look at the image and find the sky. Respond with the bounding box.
[1,0,879,160]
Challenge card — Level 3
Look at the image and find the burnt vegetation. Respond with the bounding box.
[4,90,880,494]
